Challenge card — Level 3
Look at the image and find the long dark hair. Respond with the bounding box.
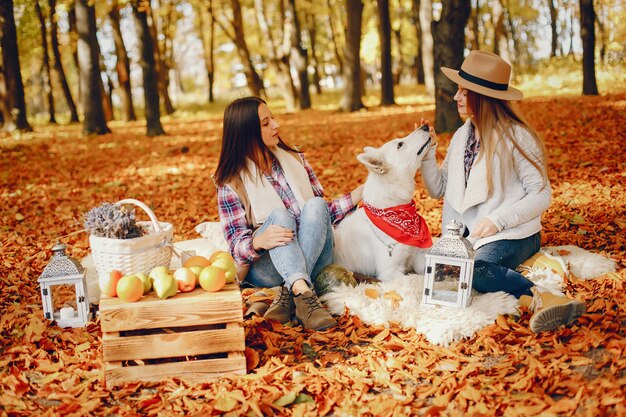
[466,90,547,196]
[213,97,298,186]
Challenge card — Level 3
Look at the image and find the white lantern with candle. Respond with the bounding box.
[38,242,91,328]
[422,220,475,308]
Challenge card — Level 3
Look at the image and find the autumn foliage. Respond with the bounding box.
[0,93,625,416]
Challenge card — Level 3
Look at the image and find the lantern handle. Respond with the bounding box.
[115,199,162,233]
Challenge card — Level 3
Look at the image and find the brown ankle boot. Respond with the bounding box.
[264,286,294,324]
[293,290,337,331]
[527,287,586,332]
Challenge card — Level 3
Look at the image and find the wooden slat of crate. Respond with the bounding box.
[104,354,247,386]
[100,283,243,332]
[100,286,246,387]
[103,325,245,362]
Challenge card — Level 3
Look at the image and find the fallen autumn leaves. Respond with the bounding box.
[1,93,625,416]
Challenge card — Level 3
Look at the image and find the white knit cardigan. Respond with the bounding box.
[420,119,551,249]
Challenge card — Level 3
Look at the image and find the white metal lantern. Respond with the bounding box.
[422,220,475,308]
[38,242,91,328]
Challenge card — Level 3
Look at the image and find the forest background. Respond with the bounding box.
[1,0,626,416]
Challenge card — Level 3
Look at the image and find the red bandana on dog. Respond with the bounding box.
[363,201,433,248]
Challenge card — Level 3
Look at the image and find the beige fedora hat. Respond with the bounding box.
[441,50,523,101]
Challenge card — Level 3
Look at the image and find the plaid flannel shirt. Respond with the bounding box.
[217,153,356,266]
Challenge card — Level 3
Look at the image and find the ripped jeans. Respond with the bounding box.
[472,232,541,298]
[246,197,333,290]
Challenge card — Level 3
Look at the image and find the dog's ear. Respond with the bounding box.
[357,151,388,174]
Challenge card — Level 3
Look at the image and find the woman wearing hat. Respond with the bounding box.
[420,50,585,333]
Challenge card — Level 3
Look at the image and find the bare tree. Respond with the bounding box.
[548,0,558,57]
[377,0,395,105]
[196,0,216,103]
[326,0,344,75]
[212,0,264,97]
[35,0,56,124]
[288,0,311,109]
[255,0,297,111]
[340,0,365,112]
[420,0,434,94]
[492,0,510,64]
[432,0,469,132]
[109,1,136,121]
[306,7,322,94]
[49,0,79,123]
[131,0,165,135]
[411,0,425,84]
[146,0,174,114]
[579,0,598,95]
[0,0,32,132]
[75,0,110,134]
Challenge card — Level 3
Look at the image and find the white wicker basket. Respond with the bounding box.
[89,199,173,281]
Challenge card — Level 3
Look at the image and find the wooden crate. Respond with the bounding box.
[99,284,246,387]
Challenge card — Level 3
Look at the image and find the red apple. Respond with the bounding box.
[174,267,197,293]
[100,270,123,297]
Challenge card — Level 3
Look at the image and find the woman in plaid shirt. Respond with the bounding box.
[214,97,363,331]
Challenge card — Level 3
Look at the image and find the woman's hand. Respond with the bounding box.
[253,225,294,251]
[470,218,499,238]
[416,119,438,158]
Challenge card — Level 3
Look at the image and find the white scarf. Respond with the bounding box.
[241,147,314,224]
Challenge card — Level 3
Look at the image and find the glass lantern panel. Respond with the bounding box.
[51,284,78,320]
[431,263,461,303]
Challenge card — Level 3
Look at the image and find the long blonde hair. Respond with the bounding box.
[467,90,548,196]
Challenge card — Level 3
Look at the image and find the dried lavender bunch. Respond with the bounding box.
[84,203,145,239]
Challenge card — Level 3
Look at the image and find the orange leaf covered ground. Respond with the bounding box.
[1,94,625,416]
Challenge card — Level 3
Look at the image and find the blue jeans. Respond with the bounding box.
[246,197,333,290]
[472,232,541,298]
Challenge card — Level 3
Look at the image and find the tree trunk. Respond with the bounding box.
[579,0,598,95]
[75,0,109,134]
[411,0,425,84]
[0,0,32,132]
[377,0,394,105]
[197,0,216,103]
[222,0,264,97]
[392,20,405,85]
[35,0,56,124]
[68,2,80,105]
[131,0,165,136]
[49,0,79,123]
[109,1,136,121]
[595,6,606,62]
[306,10,322,94]
[469,0,480,50]
[146,0,174,114]
[254,0,297,111]
[548,0,558,57]
[326,0,344,76]
[492,0,510,64]
[432,0,469,133]
[340,0,365,112]
[288,0,311,109]
[420,0,435,94]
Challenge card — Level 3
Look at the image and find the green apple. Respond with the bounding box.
[152,273,177,300]
[135,272,152,294]
[149,266,170,282]
[189,265,203,279]
[211,257,237,284]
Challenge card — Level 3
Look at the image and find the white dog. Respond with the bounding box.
[333,126,433,282]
